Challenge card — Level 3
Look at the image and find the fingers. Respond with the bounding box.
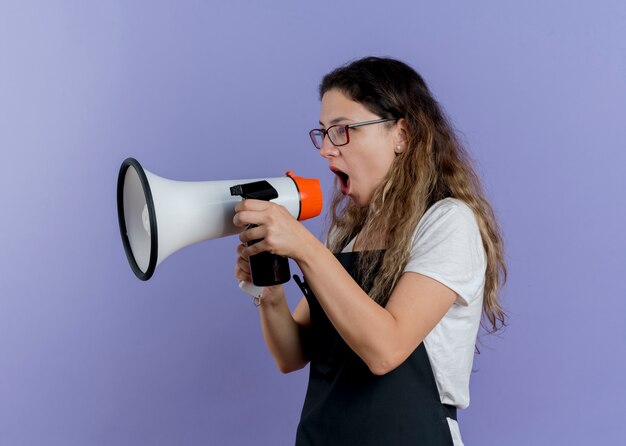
[238,225,266,244]
[237,227,276,257]
[240,239,272,257]
[235,269,252,283]
[234,199,271,213]
[237,255,250,274]
[233,200,271,227]
[233,200,283,227]
[236,243,248,259]
[233,211,265,228]
[235,243,252,282]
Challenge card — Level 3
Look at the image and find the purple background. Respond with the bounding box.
[1,1,625,444]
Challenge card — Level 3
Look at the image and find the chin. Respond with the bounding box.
[349,195,370,208]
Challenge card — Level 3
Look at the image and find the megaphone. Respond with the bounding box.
[116,157,323,285]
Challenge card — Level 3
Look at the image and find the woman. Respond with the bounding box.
[234,57,506,445]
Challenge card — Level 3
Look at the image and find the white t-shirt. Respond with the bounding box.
[341,198,486,446]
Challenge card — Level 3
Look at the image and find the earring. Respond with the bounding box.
[395,145,402,154]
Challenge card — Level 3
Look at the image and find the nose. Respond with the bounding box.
[319,135,339,159]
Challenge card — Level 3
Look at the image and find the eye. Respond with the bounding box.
[328,125,346,140]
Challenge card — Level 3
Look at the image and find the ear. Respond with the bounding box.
[393,118,409,154]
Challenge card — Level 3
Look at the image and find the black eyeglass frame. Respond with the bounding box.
[309,118,397,150]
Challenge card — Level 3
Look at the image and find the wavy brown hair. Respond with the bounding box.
[321,57,507,333]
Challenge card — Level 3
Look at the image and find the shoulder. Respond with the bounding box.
[413,198,480,243]
[422,197,476,223]
[406,198,486,305]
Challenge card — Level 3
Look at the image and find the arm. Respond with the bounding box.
[235,244,310,374]
[235,199,457,376]
[296,239,456,375]
[257,290,311,373]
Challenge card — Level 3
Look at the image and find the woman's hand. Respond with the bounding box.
[233,199,314,262]
[234,242,285,306]
[234,242,253,283]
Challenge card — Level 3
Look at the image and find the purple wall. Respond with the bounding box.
[1,1,624,444]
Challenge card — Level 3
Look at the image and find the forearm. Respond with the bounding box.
[258,288,308,374]
[296,239,400,374]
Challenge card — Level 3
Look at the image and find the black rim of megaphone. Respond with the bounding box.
[117,157,158,281]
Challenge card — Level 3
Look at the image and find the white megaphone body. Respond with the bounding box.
[117,158,323,288]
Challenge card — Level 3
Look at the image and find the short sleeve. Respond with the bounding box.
[404,199,487,306]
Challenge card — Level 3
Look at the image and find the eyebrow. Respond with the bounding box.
[319,116,353,127]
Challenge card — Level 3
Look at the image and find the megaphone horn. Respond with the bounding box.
[117,158,323,282]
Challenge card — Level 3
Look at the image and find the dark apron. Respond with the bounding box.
[295,251,455,446]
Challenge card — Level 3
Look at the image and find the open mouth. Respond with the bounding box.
[330,167,350,195]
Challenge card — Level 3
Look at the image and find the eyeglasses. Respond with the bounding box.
[309,118,397,150]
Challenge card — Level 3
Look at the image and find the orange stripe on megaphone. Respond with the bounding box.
[285,171,323,221]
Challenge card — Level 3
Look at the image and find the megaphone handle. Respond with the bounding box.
[239,281,265,306]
